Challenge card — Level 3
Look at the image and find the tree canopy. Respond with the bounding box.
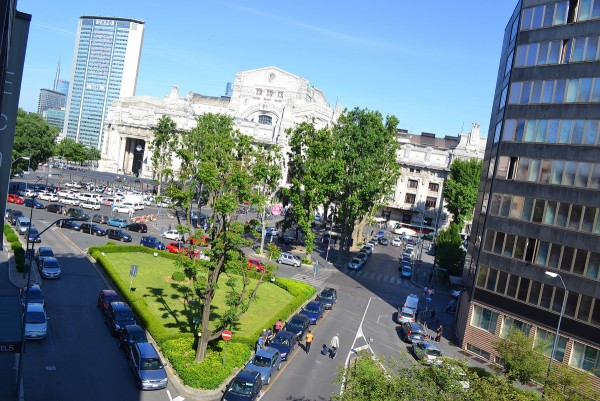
[435,223,466,276]
[442,158,482,229]
[150,115,178,195]
[12,108,58,173]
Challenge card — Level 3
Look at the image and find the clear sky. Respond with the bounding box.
[17,0,517,138]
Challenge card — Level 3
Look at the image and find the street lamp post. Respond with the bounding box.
[10,156,30,173]
[544,271,567,377]
[418,196,425,260]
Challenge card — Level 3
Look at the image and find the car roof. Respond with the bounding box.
[255,346,279,358]
[26,303,45,312]
[235,368,260,382]
[306,301,322,307]
[110,301,131,311]
[136,342,159,358]
[101,289,118,296]
[275,330,294,339]
[291,313,309,321]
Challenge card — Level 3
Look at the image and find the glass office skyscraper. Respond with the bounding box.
[457,0,600,393]
[63,16,144,149]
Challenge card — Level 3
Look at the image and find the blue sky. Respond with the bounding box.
[18,0,517,138]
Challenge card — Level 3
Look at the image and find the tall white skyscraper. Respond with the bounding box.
[63,16,144,149]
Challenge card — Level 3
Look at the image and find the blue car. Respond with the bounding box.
[267,331,298,361]
[106,218,129,228]
[300,301,325,324]
[223,369,263,401]
[23,198,45,209]
[140,236,166,250]
[25,227,42,243]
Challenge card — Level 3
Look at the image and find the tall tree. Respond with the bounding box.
[435,223,466,275]
[442,158,482,230]
[13,108,58,173]
[332,108,400,251]
[493,329,548,384]
[150,115,178,196]
[55,137,76,162]
[173,113,271,362]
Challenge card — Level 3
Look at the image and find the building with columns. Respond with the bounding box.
[98,66,342,178]
[380,123,486,236]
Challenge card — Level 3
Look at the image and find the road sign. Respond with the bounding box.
[222,330,232,341]
[129,265,138,277]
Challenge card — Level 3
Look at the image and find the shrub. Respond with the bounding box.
[105,241,117,246]
[171,271,186,281]
[301,257,311,265]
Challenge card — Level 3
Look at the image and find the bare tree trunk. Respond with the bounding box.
[195,299,211,362]
[259,206,267,255]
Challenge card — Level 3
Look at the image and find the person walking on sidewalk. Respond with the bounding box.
[435,325,443,342]
[274,319,282,334]
[305,330,313,354]
[329,333,339,359]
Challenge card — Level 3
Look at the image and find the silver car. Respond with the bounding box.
[277,253,301,267]
[412,341,442,365]
[348,257,363,270]
[244,346,281,385]
[24,303,48,340]
[128,342,168,390]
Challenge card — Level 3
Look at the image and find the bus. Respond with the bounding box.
[392,222,434,236]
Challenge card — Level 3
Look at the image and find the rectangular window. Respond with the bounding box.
[554,79,566,102]
[517,157,531,181]
[500,195,511,217]
[497,271,508,294]
[587,252,600,279]
[529,281,541,305]
[576,162,590,188]
[493,232,505,254]
[526,43,539,66]
[565,292,579,317]
[585,120,598,144]
[532,199,545,223]
[536,328,567,362]
[572,119,585,143]
[504,234,516,257]
[502,119,516,141]
[581,207,595,232]
[490,193,501,215]
[496,156,509,179]
[548,244,561,268]
[507,275,519,298]
[528,159,541,182]
[540,160,552,184]
[561,246,575,273]
[486,269,498,291]
[500,316,531,338]
[542,80,555,103]
[425,197,437,209]
[522,197,535,221]
[573,249,587,275]
[515,45,527,68]
[405,193,416,204]
[483,230,495,253]
[536,241,550,265]
[579,78,592,102]
[556,203,569,227]
[590,164,600,189]
[536,120,548,142]
[471,305,499,334]
[552,160,565,184]
[514,237,527,260]
[553,287,565,313]
[547,119,559,143]
[568,205,582,230]
[509,82,522,104]
[428,182,439,192]
[531,80,543,103]
[593,299,600,326]
[563,161,577,186]
[559,120,571,143]
[540,284,553,309]
[477,266,489,288]
[525,238,537,263]
[544,201,557,225]
[524,120,536,142]
[509,196,524,219]
[408,179,418,189]
[570,342,600,375]
[578,295,593,321]
[508,157,518,179]
[517,278,530,302]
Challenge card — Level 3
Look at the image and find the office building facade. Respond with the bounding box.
[42,108,65,130]
[457,0,600,392]
[37,88,65,114]
[63,16,144,149]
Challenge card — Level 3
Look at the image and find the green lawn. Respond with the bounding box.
[104,253,293,338]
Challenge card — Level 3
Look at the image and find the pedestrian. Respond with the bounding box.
[429,309,436,322]
[305,330,313,354]
[256,335,264,353]
[427,287,435,297]
[423,286,428,296]
[428,271,433,284]
[128,210,133,219]
[329,333,339,359]
[274,319,282,334]
[266,328,273,340]
[435,325,443,342]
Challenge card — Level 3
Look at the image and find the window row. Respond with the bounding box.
[483,229,600,280]
[515,35,600,68]
[502,119,600,145]
[476,264,600,326]
[520,1,569,31]
[496,156,600,190]
[509,77,600,106]
[488,192,600,235]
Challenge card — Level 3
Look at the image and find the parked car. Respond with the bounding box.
[38,257,61,279]
[347,257,363,270]
[118,324,148,353]
[283,314,310,340]
[97,289,121,316]
[267,330,298,361]
[23,303,48,340]
[91,214,109,224]
[244,346,281,385]
[412,341,443,365]
[58,220,81,231]
[107,218,129,228]
[276,253,301,267]
[247,258,268,272]
[360,245,373,256]
[222,369,262,401]
[392,237,403,247]
[397,306,417,324]
[300,301,325,324]
[20,283,45,307]
[38,192,59,202]
[400,321,426,343]
[35,246,54,267]
[80,222,106,236]
[165,241,185,254]
[277,235,294,245]
[265,227,280,237]
[140,236,166,250]
[23,198,45,209]
[16,216,32,235]
[127,222,148,233]
[8,209,23,225]
[105,302,136,336]
[378,237,389,246]
[7,193,24,204]
[401,265,413,278]
[66,208,89,220]
[61,197,80,206]
[315,287,337,309]
[106,228,132,242]
[45,203,65,214]
[127,342,168,390]
[356,251,369,264]
[25,227,42,243]
[161,229,181,241]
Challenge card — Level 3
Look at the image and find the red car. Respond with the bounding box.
[97,289,120,315]
[185,235,209,246]
[247,258,268,273]
[7,193,24,204]
[166,241,185,254]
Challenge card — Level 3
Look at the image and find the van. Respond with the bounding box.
[78,192,104,203]
[81,199,101,210]
[17,216,32,235]
[404,294,419,312]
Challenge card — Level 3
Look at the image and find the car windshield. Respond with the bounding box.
[39,249,53,257]
[304,305,320,313]
[26,289,43,301]
[43,260,59,268]
[130,331,148,343]
[26,311,46,323]
[116,310,135,322]
[140,357,162,370]
[229,379,253,396]
[289,318,304,326]
[402,267,411,273]
[351,258,361,263]
[400,310,414,318]
[427,348,442,357]
[319,293,334,301]
[251,355,271,367]
[271,336,290,346]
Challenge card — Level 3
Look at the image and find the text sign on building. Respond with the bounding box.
[95,19,115,26]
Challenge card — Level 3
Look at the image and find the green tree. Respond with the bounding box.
[86,146,101,168]
[544,363,598,401]
[332,108,400,252]
[442,158,482,230]
[150,115,178,196]
[435,223,466,275]
[55,137,76,162]
[12,108,58,173]
[493,329,548,384]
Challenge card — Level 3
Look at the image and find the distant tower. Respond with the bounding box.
[225,82,233,97]
[63,16,145,149]
[37,88,65,114]
[52,57,69,96]
[53,56,61,92]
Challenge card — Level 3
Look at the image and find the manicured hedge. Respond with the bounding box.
[4,224,24,272]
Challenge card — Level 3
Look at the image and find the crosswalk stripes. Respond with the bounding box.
[341,268,413,286]
[290,269,334,288]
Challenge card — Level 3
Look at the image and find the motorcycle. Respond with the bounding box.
[445,300,457,314]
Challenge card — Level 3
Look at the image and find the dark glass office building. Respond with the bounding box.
[456,0,600,391]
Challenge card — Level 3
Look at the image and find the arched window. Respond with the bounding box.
[258,115,272,125]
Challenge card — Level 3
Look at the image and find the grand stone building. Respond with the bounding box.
[98,66,342,178]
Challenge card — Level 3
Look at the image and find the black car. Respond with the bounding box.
[106,228,132,242]
[378,237,389,246]
[105,302,136,336]
[315,287,337,309]
[283,314,311,340]
[223,369,263,401]
[45,203,64,214]
[278,235,294,245]
[58,220,81,231]
[400,321,426,344]
[8,210,23,225]
[118,324,148,353]
[23,198,45,209]
[127,223,148,233]
[35,246,55,267]
[80,223,106,236]
[91,214,109,224]
[66,208,90,220]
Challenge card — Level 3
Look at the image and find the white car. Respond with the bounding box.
[392,238,403,247]
[38,192,59,202]
[156,198,171,207]
[133,202,144,210]
[162,230,181,241]
[81,200,101,210]
[61,198,80,206]
[113,204,134,214]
